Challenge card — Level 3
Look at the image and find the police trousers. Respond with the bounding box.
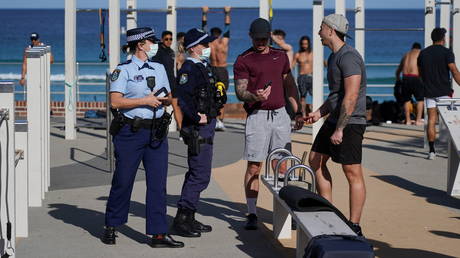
[177,119,216,211]
[105,125,168,235]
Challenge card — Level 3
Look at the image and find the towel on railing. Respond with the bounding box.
[278,185,349,224]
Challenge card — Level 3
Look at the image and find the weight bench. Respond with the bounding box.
[260,148,356,258]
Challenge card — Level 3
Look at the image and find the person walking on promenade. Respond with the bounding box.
[234,18,304,230]
[396,42,424,126]
[202,6,232,131]
[418,27,460,160]
[101,27,183,248]
[305,14,367,236]
[294,36,314,116]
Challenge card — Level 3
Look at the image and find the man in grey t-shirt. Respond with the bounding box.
[305,14,367,236]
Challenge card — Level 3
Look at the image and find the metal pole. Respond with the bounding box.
[45,46,51,190]
[109,0,121,72]
[312,0,324,138]
[0,81,16,257]
[355,0,365,60]
[25,50,43,207]
[35,47,47,195]
[440,0,451,48]
[65,0,77,140]
[126,0,137,30]
[259,0,269,20]
[105,72,114,173]
[14,120,28,238]
[167,0,177,132]
[453,0,460,97]
[335,0,345,15]
[425,0,436,48]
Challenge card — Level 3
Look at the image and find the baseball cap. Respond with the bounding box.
[322,14,352,39]
[30,32,39,41]
[184,28,216,49]
[431,27,447,42]
[126,27,159,44]
[249,18,271,39]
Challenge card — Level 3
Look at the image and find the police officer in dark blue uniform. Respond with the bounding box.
[172,28,227,237]
[101,27,184,248]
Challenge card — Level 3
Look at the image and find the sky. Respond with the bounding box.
[0,0,425,9]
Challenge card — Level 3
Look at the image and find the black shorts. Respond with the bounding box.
[401,76,424,102]
[211,66,229,89]
[311,122,366,165]
[297,74,312,98]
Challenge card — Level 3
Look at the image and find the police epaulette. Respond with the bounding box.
[118,60,132,66]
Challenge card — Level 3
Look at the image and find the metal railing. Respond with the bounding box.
[1,61,399,100]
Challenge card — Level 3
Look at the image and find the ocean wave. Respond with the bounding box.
[0,73,106,81]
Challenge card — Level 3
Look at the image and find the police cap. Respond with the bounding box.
[126,27,159,44]
[184,28,216,49]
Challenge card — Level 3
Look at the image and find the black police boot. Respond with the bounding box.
[150,234,185,248]
[191,211,212,233]
[349,221,364,237]
[101,226,117,245]
[172,208,201,238]
[245,213,258,230]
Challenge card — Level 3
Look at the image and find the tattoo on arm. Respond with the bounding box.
[235,79,258,102]
[336,103,351,130]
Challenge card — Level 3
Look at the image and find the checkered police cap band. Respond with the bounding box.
[127,30,155,43]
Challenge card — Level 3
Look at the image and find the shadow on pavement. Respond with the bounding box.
[369,238,456,258]
[47,195,285,258]
[373,175,460,211]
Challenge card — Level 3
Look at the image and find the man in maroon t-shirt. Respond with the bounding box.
[233,18,304,230]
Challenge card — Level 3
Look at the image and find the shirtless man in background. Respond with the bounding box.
[271,29,294,68]
[202,6,231,131]
[294,36,313,116]
[396,42,424,125]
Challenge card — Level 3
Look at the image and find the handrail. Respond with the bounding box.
[274,155,302,190]
[284,164,316,193]
[265,148,292,179]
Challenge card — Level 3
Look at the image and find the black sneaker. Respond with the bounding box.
[245,213,258,230]
[150,234,184,248]
[101,226,117,245]
[350,222,363,236]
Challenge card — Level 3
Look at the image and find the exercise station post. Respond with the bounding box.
[0,81,16,258]
[453,0,460,97]
[312,0,324,138]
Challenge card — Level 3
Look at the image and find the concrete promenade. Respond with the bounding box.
[16,118,460,258]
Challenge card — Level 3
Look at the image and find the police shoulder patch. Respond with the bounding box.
[111,69,121,82]
[179,73,188,85]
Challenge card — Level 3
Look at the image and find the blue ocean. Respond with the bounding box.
[0,8,428,103]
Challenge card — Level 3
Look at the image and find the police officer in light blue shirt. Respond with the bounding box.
[102,27,184,248]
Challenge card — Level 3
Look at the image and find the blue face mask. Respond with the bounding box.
[145,43,159,59]
[199,47,211,61]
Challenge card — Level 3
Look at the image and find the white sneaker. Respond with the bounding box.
[427,152,436,160]
[215,119,226,131]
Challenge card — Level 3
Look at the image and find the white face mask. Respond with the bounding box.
[144,43,158,59]
[199,47,211,61]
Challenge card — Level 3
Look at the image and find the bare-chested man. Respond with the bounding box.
[20,32,54,86]
[396,42,424,125]
[294,36,313,116]
[202,6,231,131]
[271,29,294,68]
